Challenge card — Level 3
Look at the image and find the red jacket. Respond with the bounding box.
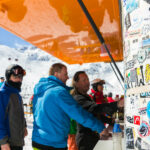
[89,89,106,104]
[107,97,115,103]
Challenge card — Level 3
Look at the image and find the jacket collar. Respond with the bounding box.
[1,82,20,93]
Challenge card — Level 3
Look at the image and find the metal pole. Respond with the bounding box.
[77,0,124,82]
[110,62,124,90]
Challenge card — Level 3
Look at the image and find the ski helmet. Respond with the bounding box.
[5,64,26,81]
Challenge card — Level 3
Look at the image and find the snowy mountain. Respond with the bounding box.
[0,45,124,104]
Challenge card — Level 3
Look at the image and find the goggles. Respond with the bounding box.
[13,74,23,79]
[12,68,26,76]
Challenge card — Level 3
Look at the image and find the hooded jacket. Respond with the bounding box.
[0,83,26,146]
[32,76,105,148]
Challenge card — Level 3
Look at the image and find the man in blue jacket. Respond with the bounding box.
[0,64,27,150]
[32,63,106,150]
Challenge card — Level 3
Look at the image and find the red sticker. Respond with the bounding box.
[134,116,140,125]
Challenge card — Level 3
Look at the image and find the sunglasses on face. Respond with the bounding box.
[12,68,26,76]
[13,74,23,79]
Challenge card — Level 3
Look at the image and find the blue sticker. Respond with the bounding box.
[147,101,150,119]
[126,0,139,13]
[143,38,150,47]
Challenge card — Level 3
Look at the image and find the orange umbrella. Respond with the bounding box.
[0,0,123,64]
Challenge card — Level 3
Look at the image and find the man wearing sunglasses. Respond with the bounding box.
[0,64,27,150]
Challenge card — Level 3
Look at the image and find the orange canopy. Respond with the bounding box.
[0,0,123,64]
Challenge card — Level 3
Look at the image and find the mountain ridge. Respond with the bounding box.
[0,45,124,103]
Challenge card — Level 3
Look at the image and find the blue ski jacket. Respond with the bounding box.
[32,76,105,148]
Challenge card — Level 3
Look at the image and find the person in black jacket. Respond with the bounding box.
[0,64,27,150]
[71,71,124,150]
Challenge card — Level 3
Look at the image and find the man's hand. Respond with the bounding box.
[1,143,11,150]
[24,128,28,137]
[100,128,110,140]
[117,99,124,108]
[106,125,113,132]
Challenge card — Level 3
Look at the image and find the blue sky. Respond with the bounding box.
[0,27,32,48]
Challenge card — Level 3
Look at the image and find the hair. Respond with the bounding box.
[92,83,98,91]
[71,71,86,96]
[0,77,4,80]
[49,63,66,75]
[108,92,113,97]
[92,82,104,91]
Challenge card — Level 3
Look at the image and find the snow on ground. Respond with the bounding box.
[24,115,33,150]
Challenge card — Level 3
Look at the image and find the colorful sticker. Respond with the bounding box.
[137,49,146,63]
[126,127,135,149]
[126,0,139,13]
[125,13,131,30]
[147,101,150,119]
[135,137,150,150]
[134,116,141,125]
[138,121,150,137]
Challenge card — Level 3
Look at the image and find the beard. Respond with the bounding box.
[7,80,22,91]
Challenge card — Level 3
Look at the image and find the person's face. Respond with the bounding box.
[97,84,103,92]
[55,67,69,84]
[76,73,90,94]
[0,79,4,82]
[9,74,23,82]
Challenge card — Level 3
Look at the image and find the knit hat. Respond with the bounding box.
[5,64,26,81]
[91,78,105,85]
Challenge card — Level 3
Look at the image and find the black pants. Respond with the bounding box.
[32,141,68,150]
[76,134,99,150]
[0,146,22,150]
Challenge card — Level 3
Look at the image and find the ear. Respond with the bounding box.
[54,72,58,77]
[54,72,60,79]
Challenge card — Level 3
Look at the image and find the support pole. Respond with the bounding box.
[109,62,124,90]
[77,0,124,82]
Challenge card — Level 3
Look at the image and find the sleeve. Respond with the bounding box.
[100,115,114,125]
[74,95,118,116]
[99,102,118,115]
[56,90,105,134]
[73,95,98,113]
[0,94,9,145]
